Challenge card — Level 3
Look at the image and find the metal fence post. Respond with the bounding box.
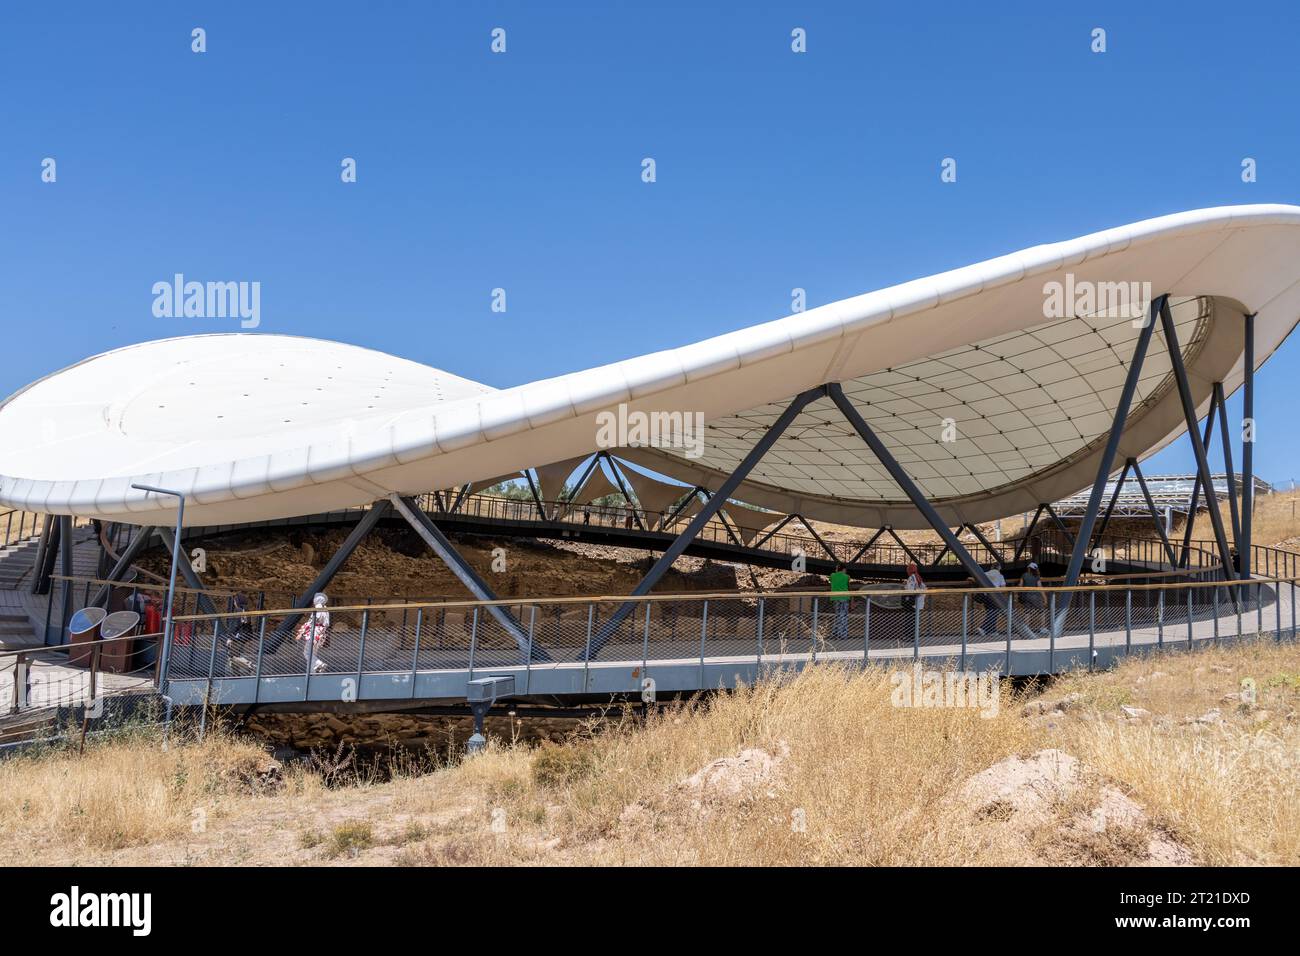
[356,608,370,680]
[699,600,709,686]
[912,596,921,661]
[1157,589,1164,647]
[583,604,593,691]
[1276,580,1283,642]
[1088,590,1095,670]
[641,602,651,672]
[200,618,222,739]
[811,597,819,662]
[757,597,766,666]
[863,597,871,663]
[1212,585,1219,644]
[242,614,265,704]
[1049,592,1056,673]
[960,594,968,672]
[409,608,424,699]
[468,606,480,679]
[526,605,537,692]
[1005,592,1013,674]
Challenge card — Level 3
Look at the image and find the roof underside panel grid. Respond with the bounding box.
[664,300,1207,505]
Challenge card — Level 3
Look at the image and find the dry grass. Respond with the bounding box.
[0,727,295,857]
[1052,640,1300,865]
[1,638,1296,866]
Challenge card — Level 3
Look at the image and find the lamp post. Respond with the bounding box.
[131,484,184,689]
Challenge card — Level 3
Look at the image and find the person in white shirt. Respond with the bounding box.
[976,564,1007,636]
[903,563,927,613]
[295,592,331,674]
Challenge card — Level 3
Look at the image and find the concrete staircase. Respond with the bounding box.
[0,538,40,591]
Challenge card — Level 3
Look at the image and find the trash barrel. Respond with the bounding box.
[100,611,141,674]
[67,607,107,666]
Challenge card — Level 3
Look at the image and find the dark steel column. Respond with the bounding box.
[827,383,993,588]
[847,526,888,564]
[1012,506,1044,563]
[389,494,545,661]
[1241,313,1256,580]
[1159,297,1236,580]
[58,515,74,634]
[1177,399,1219,568]
[273,501,392,637]
[1129,458,1177,566]
[1212,382,1242,547]
[1061,294,1163,589]
[90,525,159,607]
[1091,461,1131,550]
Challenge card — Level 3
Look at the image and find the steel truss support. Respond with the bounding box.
[1092,460,1131,549]
[584,386,828,658]
[272,501,394,639]
[793,514,837,560]
[882,527,925,567]
[963,523,1003,567]
[1055,294,1164,634]
[31,514,56,595]
[605,457,647,531]
[389,495,545,661]
[522,470,547,521]
[1212,382,1242,547]
[828,384,1041,638]
[661,485,705,530]
[1043,503,1075,551]
[1241,313,1256,581]
[58,515,74,632]
[847,527,888,564]
[1177,395,1220,567]
[1061,295,1163,590]
[753,513,796,549]
[157,527,217,615]
[929,529,965,568]
[827,384,995,588]
[1128,458,1177,566]
[90,526,159,607]
[1158,297,1236,582]
[1013,506,1044,563]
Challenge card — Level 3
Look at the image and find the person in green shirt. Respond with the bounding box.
[829,563,851,640]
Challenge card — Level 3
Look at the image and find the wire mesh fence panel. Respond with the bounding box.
[528,603,593,663]
[700,597,762,660]
[754,594,814,659]
[584,600,651,661]
[467,603,534,670]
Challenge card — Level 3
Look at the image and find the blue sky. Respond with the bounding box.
[3,1,1298,487]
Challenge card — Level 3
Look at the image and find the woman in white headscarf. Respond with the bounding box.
[295,592,331,674]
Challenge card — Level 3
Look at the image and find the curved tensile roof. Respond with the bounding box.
[2,204,1299,529]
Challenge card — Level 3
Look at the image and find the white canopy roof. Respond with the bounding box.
[3,204,1299,529]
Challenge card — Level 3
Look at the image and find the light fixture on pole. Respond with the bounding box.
[130,484,185,689]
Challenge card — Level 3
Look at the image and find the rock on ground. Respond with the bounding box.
[958,748,1193,866]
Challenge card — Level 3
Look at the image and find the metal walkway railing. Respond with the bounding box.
[11,537,1296,718]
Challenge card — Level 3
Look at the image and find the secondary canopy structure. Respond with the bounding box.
[2,204,1298,533]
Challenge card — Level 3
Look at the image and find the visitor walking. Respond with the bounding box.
[295,592,331,674]
[1021,562,1046,634]
[976,564,1007,636]
[829,562,851,640]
